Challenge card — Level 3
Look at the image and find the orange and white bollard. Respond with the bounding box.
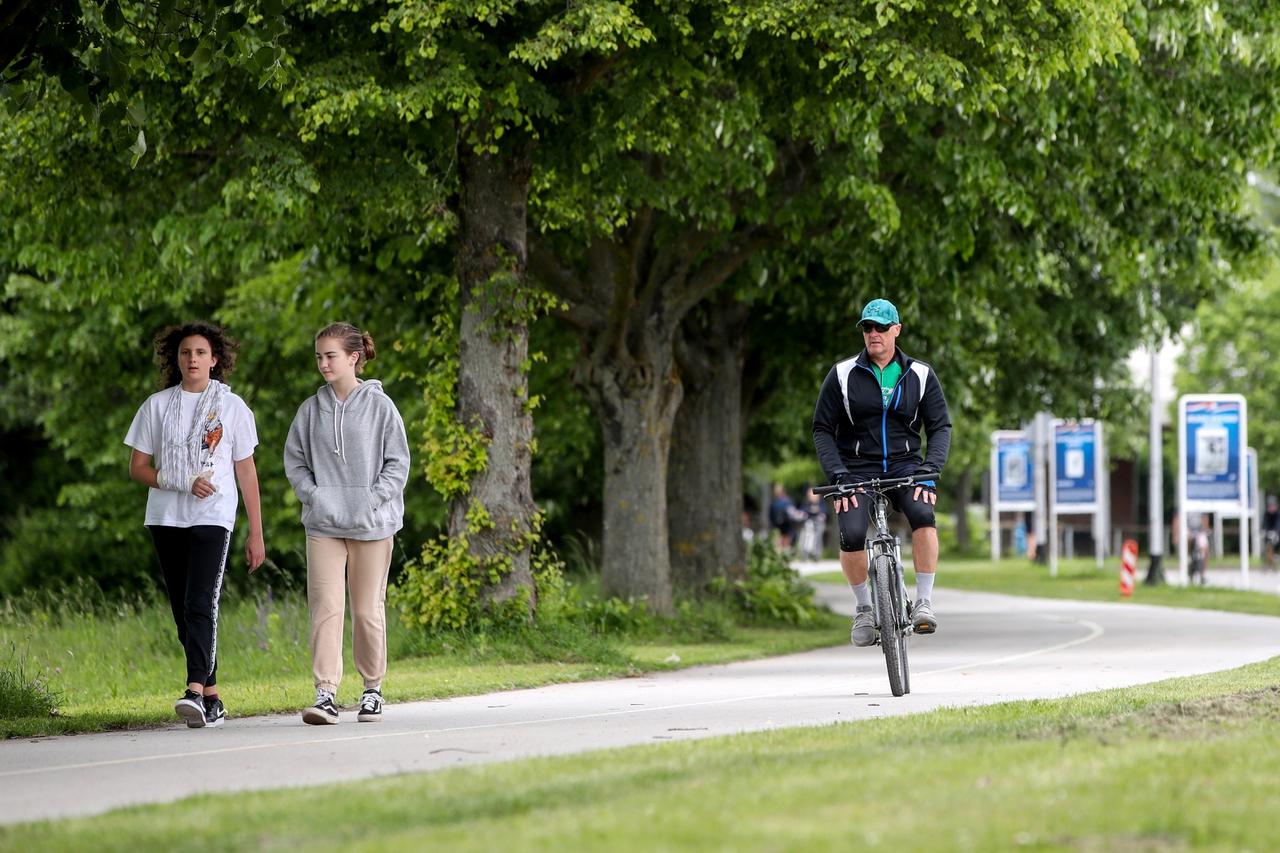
[1119,539,1138,597]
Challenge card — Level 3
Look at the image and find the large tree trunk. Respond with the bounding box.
[451,137,537,613]
[668,296,749,592]
[581,346,681,615]
[531,215,772,615]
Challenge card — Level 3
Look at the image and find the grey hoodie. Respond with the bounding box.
[284,380,410,540]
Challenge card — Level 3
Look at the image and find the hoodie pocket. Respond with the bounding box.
[303,486,380,532]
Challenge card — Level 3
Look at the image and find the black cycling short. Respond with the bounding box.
[835,476,936,553]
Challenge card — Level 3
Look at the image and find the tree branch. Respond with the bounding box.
[529,239,590,307]
[672,227,777,321]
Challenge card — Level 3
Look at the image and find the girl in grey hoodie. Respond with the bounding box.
[285,323,410,724]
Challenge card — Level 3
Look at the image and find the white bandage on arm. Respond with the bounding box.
[156,468,212,494]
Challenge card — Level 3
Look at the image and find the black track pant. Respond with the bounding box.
[148,525,231,688]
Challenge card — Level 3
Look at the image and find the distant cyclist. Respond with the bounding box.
[812,298,952,646]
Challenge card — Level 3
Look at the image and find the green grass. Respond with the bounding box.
[0,646,61,719]
[811,555,1280,617]
[6,656,1280,850]
[0,587,844,738]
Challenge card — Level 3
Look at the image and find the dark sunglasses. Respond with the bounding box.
[860,322,893,333]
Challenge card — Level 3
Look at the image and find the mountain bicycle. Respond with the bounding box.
[813,472,937,697]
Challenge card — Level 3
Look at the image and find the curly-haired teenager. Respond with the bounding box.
[124,322,265,728]
[285,322,409,724]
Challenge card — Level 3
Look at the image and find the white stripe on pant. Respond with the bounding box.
[306,535,394,695]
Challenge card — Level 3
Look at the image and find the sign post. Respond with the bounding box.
[991,430,1037,561]
[1177,395,1249,587]
[1251,447,1261,560]
[1048,420,1106,578]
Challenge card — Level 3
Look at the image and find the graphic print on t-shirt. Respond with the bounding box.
[202,414,224,466]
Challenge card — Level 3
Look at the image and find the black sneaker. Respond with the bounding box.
[175,690,206,728]
[357,688,383,723]
[203,695,226,728]
[302,690,340,725]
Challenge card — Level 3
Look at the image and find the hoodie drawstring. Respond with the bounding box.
[329,387,346,462]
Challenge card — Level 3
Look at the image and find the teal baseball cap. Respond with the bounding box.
[860,298,900,326]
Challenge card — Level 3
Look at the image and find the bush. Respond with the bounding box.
[935,505,990,558]
[0,503,156,599]
[711,540,821,627]
[542,581,733,643]
[0,645,61,719]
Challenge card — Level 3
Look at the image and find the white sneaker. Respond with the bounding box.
[850,605,877,647]
[910,599,938,634]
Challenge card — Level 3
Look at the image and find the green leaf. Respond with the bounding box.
[191,44,213,70]
[103,0,125,32]
[249,47,276,73]
[128,129,147,168]
[178,38,199,59]
[98,102,124,125]
[221,12,247,32]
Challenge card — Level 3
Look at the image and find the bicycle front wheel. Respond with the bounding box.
[873,555,908,697]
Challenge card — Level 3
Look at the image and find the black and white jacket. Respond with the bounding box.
[812,347,952,483]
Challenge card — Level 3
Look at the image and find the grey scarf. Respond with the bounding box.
[156,380,229,493]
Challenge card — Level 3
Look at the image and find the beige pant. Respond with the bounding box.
[306,535,394,694]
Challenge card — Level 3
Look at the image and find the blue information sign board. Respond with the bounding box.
[1053,422,1099,508]
[1177,394,1250,586]
[1183,398,1244,504]
[993,431,1036,510]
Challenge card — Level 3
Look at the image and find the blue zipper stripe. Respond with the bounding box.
[880,408,889,471]
[859,359,910,473]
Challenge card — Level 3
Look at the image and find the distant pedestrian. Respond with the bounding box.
[124,322,266,728]
[285,323,409,725]
[796,488,828,560]
[769,484,801,551]
[1262,495,1279,570]
[1188,513,1210,586]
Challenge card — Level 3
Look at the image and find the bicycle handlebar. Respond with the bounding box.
[812,472,940,500]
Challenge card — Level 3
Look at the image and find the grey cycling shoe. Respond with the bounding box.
[911,599,938,634]
[850,605,877,647]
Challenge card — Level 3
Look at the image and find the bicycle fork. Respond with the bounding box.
[867,538,913,642]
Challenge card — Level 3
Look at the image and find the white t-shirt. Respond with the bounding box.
[124,386,259,530]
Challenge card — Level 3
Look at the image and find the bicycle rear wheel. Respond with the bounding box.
[873,555,908,697]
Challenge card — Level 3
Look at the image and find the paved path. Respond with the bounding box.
[790,557,1280,595]
[4,585,1280,825]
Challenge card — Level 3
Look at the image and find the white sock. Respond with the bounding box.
[850,581,872,607]
[915,572,935,602]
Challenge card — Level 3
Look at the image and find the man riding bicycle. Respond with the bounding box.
[812,298,952,646]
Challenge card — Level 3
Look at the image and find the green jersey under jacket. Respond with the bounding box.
[812,348,952,482]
